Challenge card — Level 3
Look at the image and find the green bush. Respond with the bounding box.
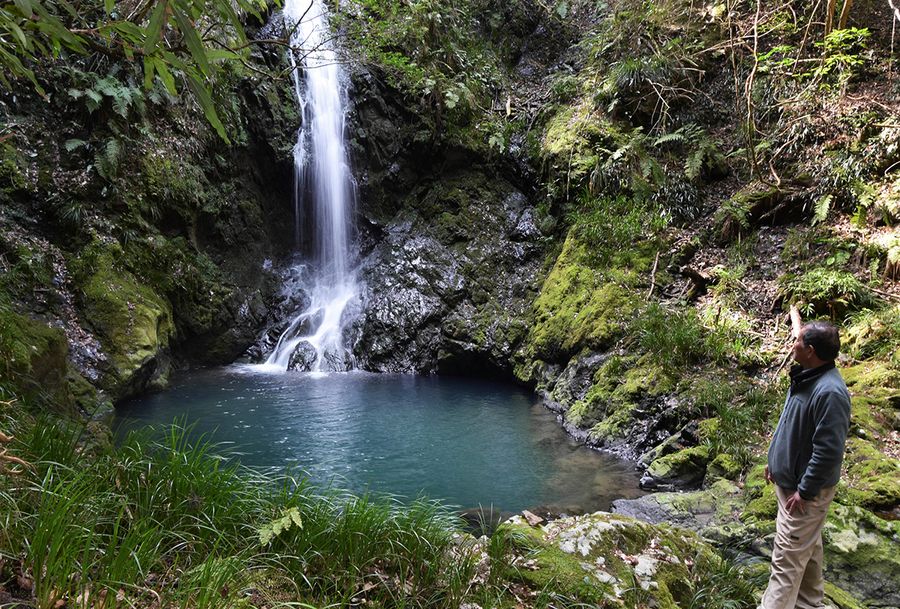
[779,268,874,319]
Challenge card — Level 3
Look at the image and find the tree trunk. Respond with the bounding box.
[825,0,838,35]
[838,0,854,29]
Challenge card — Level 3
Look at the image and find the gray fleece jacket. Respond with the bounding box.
[767,362,851,500]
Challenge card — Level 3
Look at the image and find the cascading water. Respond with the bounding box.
[261,0,358,373]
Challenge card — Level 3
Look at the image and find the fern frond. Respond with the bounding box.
[812,194,832,226]
[685,150,705,181]
[653,131,685,146]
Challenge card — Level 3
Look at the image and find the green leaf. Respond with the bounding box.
[555,1,568,18]
[143,0,169,55]
[205,49,240,62]
[64,138,88,152]
[13,0,33,18]
[104,0,114,14]
[213,0,246,44]
[9,23,29,50]
[184,70,228,142]
[812,194,832,226]
[172,4,211,76]
[152,58,178,95]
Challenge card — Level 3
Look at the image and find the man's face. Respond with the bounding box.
[792,333,817,367]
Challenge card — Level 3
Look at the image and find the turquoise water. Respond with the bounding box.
[114,367,644,514]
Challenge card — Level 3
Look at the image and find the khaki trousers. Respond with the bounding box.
[760,485,836,609]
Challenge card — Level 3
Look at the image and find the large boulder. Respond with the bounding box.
[823,504,900,608]
[501,510,759,608]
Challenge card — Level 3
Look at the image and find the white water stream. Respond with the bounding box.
[261,0,358,373]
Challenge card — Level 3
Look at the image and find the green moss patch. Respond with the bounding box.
[823,504,900,607]
[837,437,900,510]
[70,240,173,395]
[523,231,639,362]
[0,303,71,407]
[646,445,710,486]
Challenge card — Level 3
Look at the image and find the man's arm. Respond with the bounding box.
[790,304,803,339]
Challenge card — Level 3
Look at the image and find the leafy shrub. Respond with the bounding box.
[812,27,871,88]
[779,268,874,319]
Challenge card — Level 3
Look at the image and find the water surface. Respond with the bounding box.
[115,367,644,514]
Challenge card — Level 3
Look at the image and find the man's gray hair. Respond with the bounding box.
[801,321,841,361]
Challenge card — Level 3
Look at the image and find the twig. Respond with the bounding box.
[771,334,795,382]
[871,287,900,301]
[647,251,660,298]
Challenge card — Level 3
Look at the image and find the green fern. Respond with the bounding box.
[685,148,706,182]
[653,131,686,146]
[95,138,121,180]
[812,194,832,226]
[258,507,303,546]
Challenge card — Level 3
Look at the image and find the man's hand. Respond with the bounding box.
[764,465,773,484]
[785,491,807,515]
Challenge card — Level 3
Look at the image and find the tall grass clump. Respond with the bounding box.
[259,484,475,606]
[0,412,482,609]
[687,552,767,609]
[632,303,721,370]
[701,384,780,472]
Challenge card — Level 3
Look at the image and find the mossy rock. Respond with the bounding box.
[823,504,900,606]
[706,452,743,481]
[70,240,173,398]
[837,437,900,511]
[588,401,637,444]
[742,463,778,522]
[643,445,710,490]
[824,582,867,609]
[0,304,72,407]
[541,103,614,187]
[613,480,747,540]
[523,231,639,362]
[503,511,754,608]
[569,355,673,437]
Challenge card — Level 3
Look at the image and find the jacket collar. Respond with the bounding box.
[789,361,835,391]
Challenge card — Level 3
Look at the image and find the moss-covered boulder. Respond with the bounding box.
[837,437,900,511]
[70,240,173,400]
[823,505,900,607]
[0,305,71,407]
[641,445,710,491]
[502,511,759,608]
[613,480,745,536]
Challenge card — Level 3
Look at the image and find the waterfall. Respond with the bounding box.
[262,0,358,373]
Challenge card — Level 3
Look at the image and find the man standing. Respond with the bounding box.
[760,305,851,609]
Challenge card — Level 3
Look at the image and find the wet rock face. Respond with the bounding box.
[345,69,545,376]
[352,184,543,375]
